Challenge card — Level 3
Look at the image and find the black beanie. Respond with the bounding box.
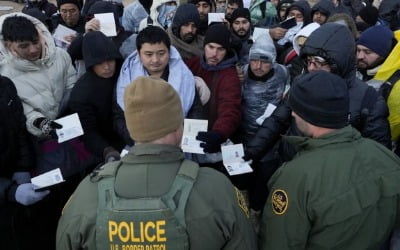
[172,4,200,36]
[204,23,231,50]
[57,0,81,9]
[288,71,349,129]
[358,6,379,26]
[189,0,212,5]
[229,8,251,23]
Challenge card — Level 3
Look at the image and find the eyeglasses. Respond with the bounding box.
[306,56,329,68]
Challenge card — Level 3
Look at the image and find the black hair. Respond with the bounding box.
[228,0,243,8]
[2,15,39,42]
[136,26,171,52]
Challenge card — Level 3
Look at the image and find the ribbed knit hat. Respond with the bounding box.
[288,71,349,129]
[357,25,393,58]
[204,23,231,50]
[124,76,183,142]
[229,8,251,23]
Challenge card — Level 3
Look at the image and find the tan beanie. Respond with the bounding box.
[124,76,183,142]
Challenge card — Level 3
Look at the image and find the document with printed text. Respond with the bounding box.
[181,119,208,154]
[221,144,253,175]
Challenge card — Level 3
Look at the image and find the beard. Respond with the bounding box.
[181,33,195,43]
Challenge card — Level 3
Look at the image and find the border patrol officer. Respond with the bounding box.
[56,76,257,250]
[259,71,400,249]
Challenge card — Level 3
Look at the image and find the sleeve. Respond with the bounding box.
[0,178,13,207]
[362,94,392,149]
[259,165,311,250]
[112,90,134,147]
[211,69,242,139]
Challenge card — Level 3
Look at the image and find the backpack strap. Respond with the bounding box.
[380,69,400,101]
[358,86,379,131]
[162,160,199,228]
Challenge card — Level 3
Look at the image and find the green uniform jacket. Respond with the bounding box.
[56,144,257,250]
[260,126,400,249]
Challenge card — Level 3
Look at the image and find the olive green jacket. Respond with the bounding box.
[260,126,400,249]
[56,144,257,250]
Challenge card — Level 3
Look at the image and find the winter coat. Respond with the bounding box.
[310,0,336,19]
[250,0,278,25]
[187,52,241,139]
[379,0,400,30]
[245,22,391,161]
[239,63,289,144]
[260,126,400,249]
[116,46,195,117]
[122,1,148,32]
[138,0,177,31]
[0,13,77,138]
[0,76,34,206]
[68,31,124,159]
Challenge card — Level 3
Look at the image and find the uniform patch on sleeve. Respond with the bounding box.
[272,189,288,215]
[235,188,250,218]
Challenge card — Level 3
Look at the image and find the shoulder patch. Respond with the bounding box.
[235,188,250,218]
[271,189,288,215]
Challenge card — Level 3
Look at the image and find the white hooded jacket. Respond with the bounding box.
[0,13,77,137]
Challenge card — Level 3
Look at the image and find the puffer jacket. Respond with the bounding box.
[245,22,391,161]
[0,13,77,138]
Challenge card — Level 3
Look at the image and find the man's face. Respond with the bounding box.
[226,3,239,17]
[232,17,251,38]
[180,22,197,43]
[216,0,226,12]
[204,42,227,65]
[288,9,304,23]
[60,3,80,27]
[93,59,116,78]
[292,111,313,137]
[139,42,170,76]
[6,38,42,61]
[312,11,328,24]
[356,44,383,70]
[196,1,211,20]
[250,59,272,77]
[306,55,332,73]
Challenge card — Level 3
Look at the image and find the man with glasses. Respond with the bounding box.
[51,0,85,43]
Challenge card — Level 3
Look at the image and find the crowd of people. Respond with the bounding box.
[1,0,400,249]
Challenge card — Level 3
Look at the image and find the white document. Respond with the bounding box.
[53,24,77,44]
[55,113,84,143]
[94,13,117,37]
[208,13,225,25]
[256,103,277,125]
[221,144,253,176]
[181,119,208,154]
[31,168,65,190]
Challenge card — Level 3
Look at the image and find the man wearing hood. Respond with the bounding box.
[187,24,241,166]
[189,0,216,35]
[229,8,253,65]
[139,0,178,31]
[310,0,336,24]
[69,31,125,165]
[167,3,205,61]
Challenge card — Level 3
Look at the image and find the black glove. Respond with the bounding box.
[33,117,62,137]
[196,131,225,153]
[103,146,121,163]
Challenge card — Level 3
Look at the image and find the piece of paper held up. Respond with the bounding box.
[31,168,65,190]
[208,13,225,25]
[53,24,77,44]
[55,113,84,143]
[94,13,117,37]
[256,103,277,125]
[181,119,208,154]
[221,144,253,175]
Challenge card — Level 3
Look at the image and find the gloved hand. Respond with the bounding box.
[33,117,62,137]
[15,183,50,206]
[196,131,225,153]
[12,171,31,184]
[103,146,121,163]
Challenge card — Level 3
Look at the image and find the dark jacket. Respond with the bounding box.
[68,31,124,160]
[187,51,242,140]
[246,23,391,161]
[51,14,86,34]
[379,0,400,30]
[310,0,336,19]
[22,0,57,18]
[0,76,34,205]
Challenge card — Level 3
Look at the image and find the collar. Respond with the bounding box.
[283,126,360,151]
[122,144,184,164]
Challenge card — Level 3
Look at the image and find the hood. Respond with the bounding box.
[82,31,122,70]
[285,0,312,26]
[171,3,200,37]
[87,1,121,28]
[293,22,320,55]
[311,0,336,18]
[149,0,179,28]
[301,22,356,80]
[249,34,277,62]
[0,12,56,68]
